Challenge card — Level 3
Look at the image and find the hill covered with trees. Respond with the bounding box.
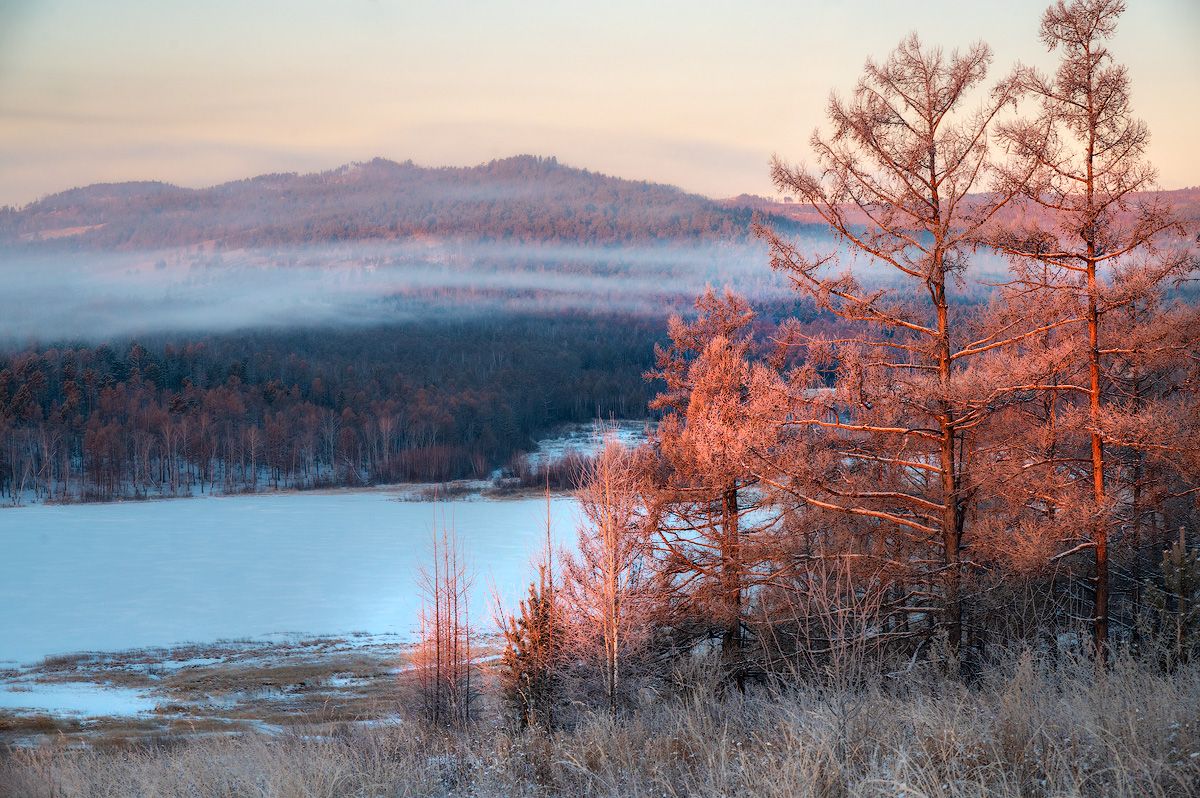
[0,155,803,250]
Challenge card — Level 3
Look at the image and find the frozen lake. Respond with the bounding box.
[0,491,579,666]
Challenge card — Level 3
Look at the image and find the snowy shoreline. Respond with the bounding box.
[0,421,653,740]
[1,419,651,509]
[0,634,439,746]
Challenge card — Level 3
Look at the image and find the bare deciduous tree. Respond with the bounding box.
[563,434,658,713]
[412,518,475,728]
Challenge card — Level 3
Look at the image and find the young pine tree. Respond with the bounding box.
[499,561,563,728]
[498,490,563,728]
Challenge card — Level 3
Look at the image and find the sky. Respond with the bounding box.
[1,0,1197,207]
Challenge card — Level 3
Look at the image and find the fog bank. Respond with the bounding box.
[0,238,1012,344]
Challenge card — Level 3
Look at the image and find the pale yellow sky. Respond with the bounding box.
[1,0,1197,206]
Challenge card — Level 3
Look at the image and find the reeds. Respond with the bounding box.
[4,649,1197,797]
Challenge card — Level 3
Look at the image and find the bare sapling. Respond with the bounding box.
[413,515,476,728]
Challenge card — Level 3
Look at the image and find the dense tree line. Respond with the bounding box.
[0,314,668,503]
[482,0,1200,734]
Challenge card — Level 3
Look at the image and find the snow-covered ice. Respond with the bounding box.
[0,681,158,716]
[0,491,580,666]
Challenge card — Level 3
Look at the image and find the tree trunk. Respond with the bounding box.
[721,483,744,688]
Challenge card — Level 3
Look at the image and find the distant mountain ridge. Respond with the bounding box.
[0,155,799,251]
[4,156,1193,253]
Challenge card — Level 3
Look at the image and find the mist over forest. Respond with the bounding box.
[0,156,841,502]
[0,153,1078,343]
[0,151,1195,497]
[0,239,782,342]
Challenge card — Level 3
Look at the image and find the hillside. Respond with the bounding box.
[7,155,1190,255]
[0,156,801,251]
[724,186,1200,231]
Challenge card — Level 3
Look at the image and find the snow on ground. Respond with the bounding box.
[0,680,158,717]
[522,419,651,469]
[0,492,580,668]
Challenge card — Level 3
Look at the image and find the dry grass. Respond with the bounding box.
[159,658,382,697]
[3,651,1198,798]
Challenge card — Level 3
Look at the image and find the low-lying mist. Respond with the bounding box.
[0,238,1013,345]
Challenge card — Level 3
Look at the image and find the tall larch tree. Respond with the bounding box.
[757,33,1031,656]
[992,0,1198,654]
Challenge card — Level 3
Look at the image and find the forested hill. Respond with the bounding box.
[722,186,1200,230]
[3,155,1195,252]
[0,155,799,250]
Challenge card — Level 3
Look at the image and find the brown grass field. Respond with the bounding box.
[3,649,1198,798]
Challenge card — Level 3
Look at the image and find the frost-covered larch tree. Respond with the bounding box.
[991,0,1198,654]
[757,32,1032,657]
